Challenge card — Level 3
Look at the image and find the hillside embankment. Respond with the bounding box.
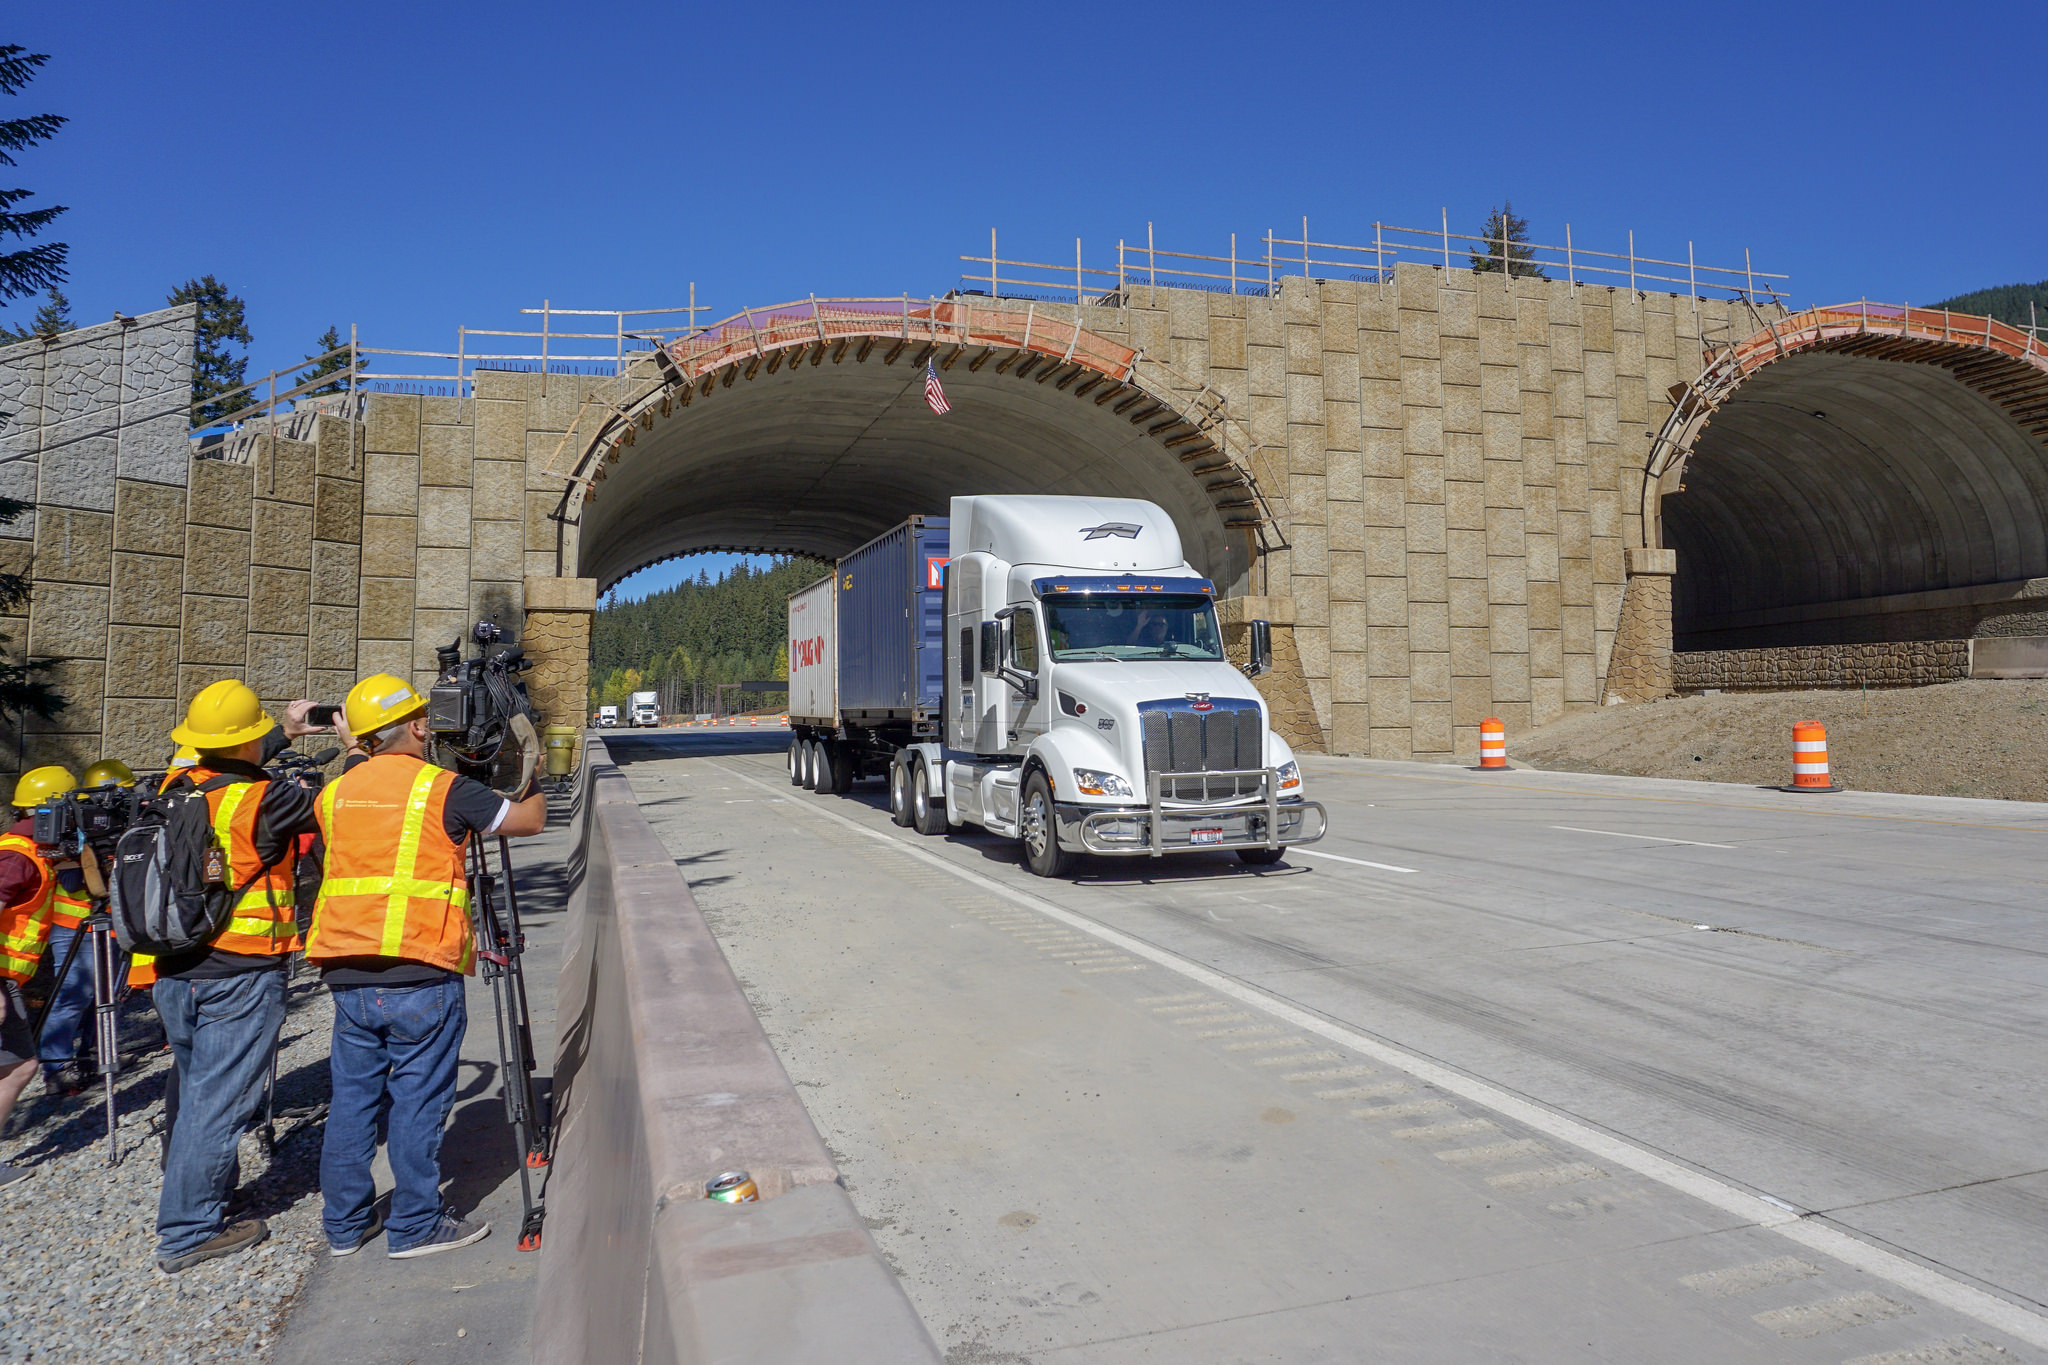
[1515,678,2048,802]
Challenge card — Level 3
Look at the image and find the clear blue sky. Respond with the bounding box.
[11,1,2045,598]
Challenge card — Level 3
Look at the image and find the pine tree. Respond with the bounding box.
[0,285,65,343]
[1470,201,1548,280]
[297,325,356,397]
[167,275,252,426]
[0,492,66,721]
[0,47,67,317]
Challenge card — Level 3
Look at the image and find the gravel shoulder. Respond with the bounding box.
[1516,678,2048,800]
[0,970,335,1365]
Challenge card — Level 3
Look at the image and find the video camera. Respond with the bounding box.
[32,785,139,862]
[430,620,541,794]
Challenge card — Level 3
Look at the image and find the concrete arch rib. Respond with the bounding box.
[1647,302,2048,648]
[554,299,1274,595]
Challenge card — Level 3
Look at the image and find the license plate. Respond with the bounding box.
[1190,827,1224,845]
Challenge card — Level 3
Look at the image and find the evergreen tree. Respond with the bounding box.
[297,324,356,397]
[1470,201,1548,280]
[0,492,66,721]
[591,556,828,712]
[1930,281,2048,333]
[168,274,252,426]
[0,46,67,316]
[0,285,66,343]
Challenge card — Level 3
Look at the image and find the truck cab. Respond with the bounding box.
[597,705,619,728]
[917,495,1324,876]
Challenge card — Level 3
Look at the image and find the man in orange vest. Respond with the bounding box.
[0,766,77,1189]
[152,681,328,1273]
[307,673,544,1259]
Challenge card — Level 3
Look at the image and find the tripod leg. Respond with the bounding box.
[90,924,119,1165]
[256,1034,278,1160]
[470,843,544,1251]
[496,837,549,1167]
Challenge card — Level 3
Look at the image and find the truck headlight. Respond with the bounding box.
[1072,768,1135,798]
[1277,760,1300,790]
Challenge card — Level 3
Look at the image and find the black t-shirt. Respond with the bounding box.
[156,737,323,981]
[318,754,513,989]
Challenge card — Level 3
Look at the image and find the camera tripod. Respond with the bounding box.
[29,902,126,1165]
[467,833,550,1251]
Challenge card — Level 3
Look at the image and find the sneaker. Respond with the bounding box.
[158,1217,269,1274]
[388,1214,490,1260]
[0,1162,33,1190]
[328,1207,386,1257]
[43,1063,90,1096]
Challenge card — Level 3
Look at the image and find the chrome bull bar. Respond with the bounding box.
[1071,767,1328,857]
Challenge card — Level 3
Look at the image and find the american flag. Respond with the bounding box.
[924,358,951,415]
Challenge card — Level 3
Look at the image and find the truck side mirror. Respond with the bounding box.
[979,621,1000,676]
[1245,619,1273,678]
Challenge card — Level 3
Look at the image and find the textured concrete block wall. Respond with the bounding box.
[1040,265,1736,756]
[1674,640,1969,692]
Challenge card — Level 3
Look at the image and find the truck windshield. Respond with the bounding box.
[1043,594,1224,662]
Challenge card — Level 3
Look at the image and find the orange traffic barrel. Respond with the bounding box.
[1477,717,1508,770]
[1787,720,1841,792]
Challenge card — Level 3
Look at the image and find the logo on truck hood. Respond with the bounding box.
[1186,692,1213,712]
[1080,522,1142,540]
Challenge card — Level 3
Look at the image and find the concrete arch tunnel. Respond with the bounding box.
[1642,304,2048,654]
[556,299,1277,595]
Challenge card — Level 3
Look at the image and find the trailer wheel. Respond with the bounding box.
[1237,847,1286,866]
[889,759,914,827]
[1020,772,1070,878]
[813,740,841,795]
[911,760,947,836]
[800,739,820,791]
[788,737,804,786]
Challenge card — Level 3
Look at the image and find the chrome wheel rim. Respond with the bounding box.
[890,766,907,815]
[913,768,928,821]
[1022,791,1050,859]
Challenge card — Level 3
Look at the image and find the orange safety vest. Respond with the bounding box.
[0,832,55,984]
[49,876,91,931]
[307,755,475,975]
[191,766,301,958]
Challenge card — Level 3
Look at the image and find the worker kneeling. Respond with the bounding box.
[307,673,545,1259]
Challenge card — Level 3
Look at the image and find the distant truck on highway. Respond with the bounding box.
[629,691,660,727]
[787,496,1324,876]
[596,705,619,728]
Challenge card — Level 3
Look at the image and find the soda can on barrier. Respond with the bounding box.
[706,1171,758,1204]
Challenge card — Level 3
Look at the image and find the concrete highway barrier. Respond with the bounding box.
[533,736,941,1364]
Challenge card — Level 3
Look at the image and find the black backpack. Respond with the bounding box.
[108,775,287,958]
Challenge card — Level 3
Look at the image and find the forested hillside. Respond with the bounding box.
[590,557,830,711]
[1930,281,2048,330]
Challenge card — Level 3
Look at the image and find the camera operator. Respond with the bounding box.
[36,760,134,1095]
[305,673,543,1259]
[149,681,330,1274]
[0,766,77,1188]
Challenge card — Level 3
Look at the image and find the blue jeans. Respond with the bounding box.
[38,925,127,1075]
[153,969,287,1257]
[321,977,467,1251]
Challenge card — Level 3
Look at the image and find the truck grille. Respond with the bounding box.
[1140,702,1264,801]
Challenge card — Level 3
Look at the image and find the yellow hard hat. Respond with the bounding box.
[345,672,428,738]
[13,765,78,809]
[171,680,276,749]
[169,745,200,769]
[82,759,137,789]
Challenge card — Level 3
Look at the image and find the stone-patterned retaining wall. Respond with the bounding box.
[1674,640,1970,692]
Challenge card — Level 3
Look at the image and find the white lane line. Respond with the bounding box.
[1293,848,1420,873]
[1550,825,1738,850]
[718,760,2048,1352]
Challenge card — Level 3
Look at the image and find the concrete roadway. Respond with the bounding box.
[607,729,2048,1364]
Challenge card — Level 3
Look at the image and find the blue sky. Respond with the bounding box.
[11,2,2045,598]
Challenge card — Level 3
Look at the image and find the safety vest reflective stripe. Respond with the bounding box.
[318,875,472,908]
[205,777,297,956]
[0,833,54,982]
[383,765,442,957]
[50,885,91,928]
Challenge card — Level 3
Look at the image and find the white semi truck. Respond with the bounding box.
[629,690,660,727]
[787,495,1324,876]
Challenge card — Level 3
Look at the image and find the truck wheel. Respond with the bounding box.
[1020,773,1070,878]
[828,743,854,793]
[800,740,820,791]
[889,760,914,827]
[788,738,804,787]
[813,740,840,795]
[1238,847,1286,866]
[911,761,947,836]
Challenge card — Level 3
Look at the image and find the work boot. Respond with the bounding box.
[388,1214,489,1259]
[43,1062,91,1096]
[157,1217,269,1274]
